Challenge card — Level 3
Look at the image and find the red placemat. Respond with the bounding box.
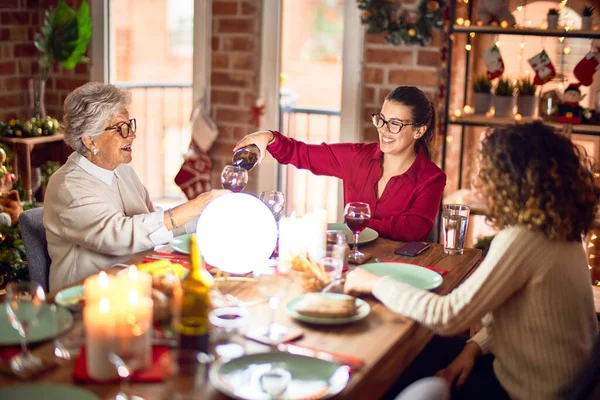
[73,346,170,383]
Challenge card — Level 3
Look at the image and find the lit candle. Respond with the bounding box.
[83,270,153,380]
[84,295,117,380]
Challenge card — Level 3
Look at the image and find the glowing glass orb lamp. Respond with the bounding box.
[195,192,277,275]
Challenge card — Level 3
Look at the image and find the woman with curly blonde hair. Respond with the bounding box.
[345,122,599,400]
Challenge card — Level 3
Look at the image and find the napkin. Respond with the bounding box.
[0,347,20,361]
[73,345,170,383]
[382,260,448,276]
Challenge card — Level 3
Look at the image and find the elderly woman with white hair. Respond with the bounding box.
[44,82,227,290]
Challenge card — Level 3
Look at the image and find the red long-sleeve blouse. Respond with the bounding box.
[267,131,446,241]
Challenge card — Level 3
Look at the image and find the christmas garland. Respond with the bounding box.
[357,0,447,46]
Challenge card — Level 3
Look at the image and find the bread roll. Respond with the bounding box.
[295,293,356,318]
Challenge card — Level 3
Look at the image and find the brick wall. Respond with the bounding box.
[208,0,263,193]
[0,0,91,122]
[361,31,443,143]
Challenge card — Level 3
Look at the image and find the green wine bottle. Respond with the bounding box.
[176,234,213,371]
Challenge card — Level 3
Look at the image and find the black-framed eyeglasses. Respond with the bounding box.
[371,113,415,134]
[104,118,136,138]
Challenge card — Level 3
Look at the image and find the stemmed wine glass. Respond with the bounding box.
[344,202,371,262]
[221,165,248,192]
[260,191,285,221]
[253,262,290,342]
[4,281,46,374]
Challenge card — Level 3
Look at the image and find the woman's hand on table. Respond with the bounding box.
[234,130,274,162]
[435,341,482,389]
[344,268,381,296]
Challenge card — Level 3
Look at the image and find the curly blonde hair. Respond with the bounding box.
[478,122,599,241]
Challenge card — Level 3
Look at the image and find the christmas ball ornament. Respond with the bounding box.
[427,1,440,12]
[408,29,417,36]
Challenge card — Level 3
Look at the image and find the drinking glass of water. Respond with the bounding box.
[442,204,470,255]
[221,165,248,192]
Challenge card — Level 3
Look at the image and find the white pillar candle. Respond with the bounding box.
[306,208,328,262]
[83,269,153,381]
[278,212,304,273]
[84,296,117,380]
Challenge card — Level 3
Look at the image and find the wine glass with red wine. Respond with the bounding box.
[221,165,248,192]
[344,202,371,262]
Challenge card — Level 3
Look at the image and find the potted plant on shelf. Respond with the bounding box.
[547,8,559,29]
[32,0,91,118]
[582,6,594,30]
[516,77,537,117]
[472,75,492,114]
[493,77,515,118]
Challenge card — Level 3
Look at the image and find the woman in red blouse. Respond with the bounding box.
[234,86,446,241]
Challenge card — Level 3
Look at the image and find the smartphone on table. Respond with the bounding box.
[394,241,430,257]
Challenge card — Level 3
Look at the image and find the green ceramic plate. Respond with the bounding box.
[209,352,350,400]
[0,303,73,345]
[327,223,379,245]
[286,293,370,325]
[54,285,84,310]
[0,385,99,400]
[169,233,193,254]
[360,262,443,290]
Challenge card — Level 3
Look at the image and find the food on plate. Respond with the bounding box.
[294,293,356,318]
[135,260,184,322]
[290,254,331,292]
[137,259,187,279]
[59,293,85,307]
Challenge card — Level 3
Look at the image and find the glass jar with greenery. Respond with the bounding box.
[547,8,559,29]
[472,75,492,115]
[32,0,91,118]
[516,77,537,117]
[582,6,594,30]
[492,78,516,118]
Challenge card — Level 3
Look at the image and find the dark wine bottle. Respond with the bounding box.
[232,144,260,171]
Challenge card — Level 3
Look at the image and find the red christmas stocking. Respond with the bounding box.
[483,45,505,80]
[574,50,600,86]
[528,50,556,85]
[174,140,212,200]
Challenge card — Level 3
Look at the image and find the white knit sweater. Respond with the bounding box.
[373,225,598,400]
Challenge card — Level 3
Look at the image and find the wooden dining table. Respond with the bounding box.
[0,238,482,399]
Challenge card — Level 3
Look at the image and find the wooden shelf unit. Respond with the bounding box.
[0,134,67,202]
[452,25,600,39]
[441,3,600,190]
[449,115,600,136]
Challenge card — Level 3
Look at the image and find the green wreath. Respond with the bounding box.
[357,0,446,46]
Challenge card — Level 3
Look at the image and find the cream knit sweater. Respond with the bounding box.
[373,225,598,399]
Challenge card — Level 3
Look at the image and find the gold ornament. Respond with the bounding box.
[427,1,440,12]
[408,28,416,36]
